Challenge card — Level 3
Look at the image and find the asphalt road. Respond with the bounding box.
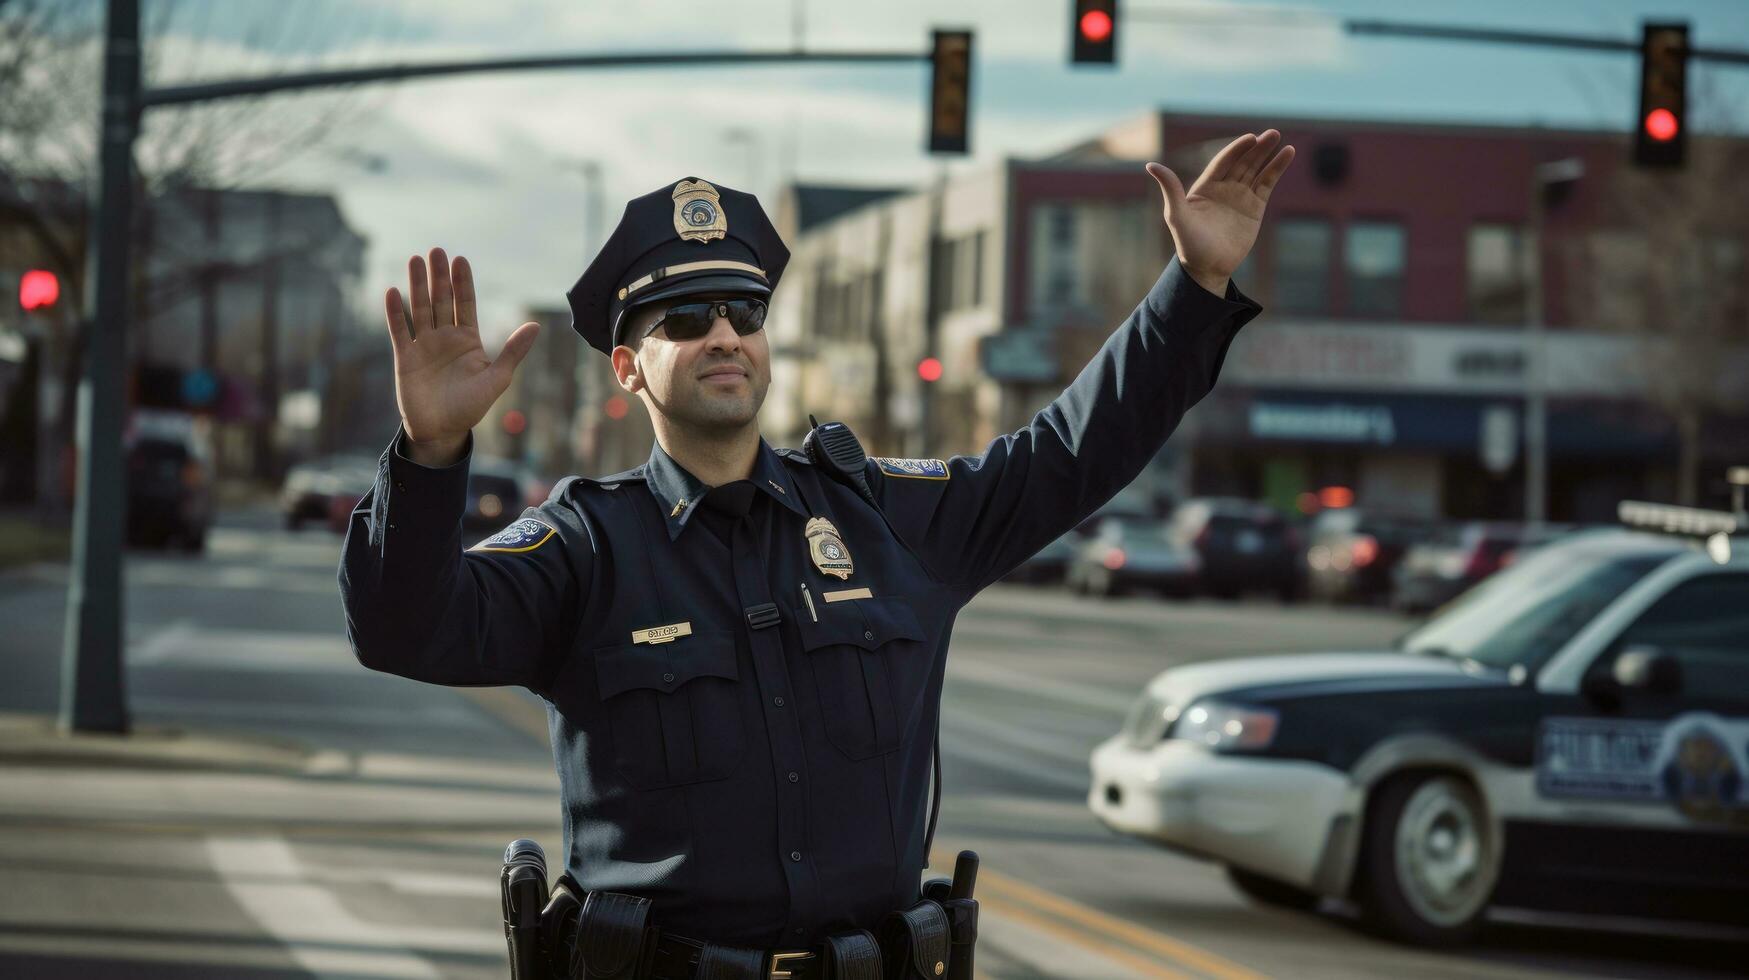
[0,505,1743,979]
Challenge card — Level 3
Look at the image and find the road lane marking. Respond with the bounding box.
[207,835,506,977]
[947,653,1135,714]
[130,618,197,665]
[975,866,1270,980]
[206,834,443,978]
[978,890,1190,979]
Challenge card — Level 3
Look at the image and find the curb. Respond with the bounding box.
[0,711,329,777]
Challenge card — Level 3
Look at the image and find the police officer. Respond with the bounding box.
[341,130,1294,977]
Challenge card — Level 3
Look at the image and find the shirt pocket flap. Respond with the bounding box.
[593,631,738,700]
[797,595,925,652]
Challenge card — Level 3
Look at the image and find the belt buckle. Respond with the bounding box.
[768,949,813,980]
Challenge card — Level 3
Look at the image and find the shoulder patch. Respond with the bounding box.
[874,456,949,480]
[468,517,556,553]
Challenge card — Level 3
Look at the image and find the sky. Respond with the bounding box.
[124,0,1749,341]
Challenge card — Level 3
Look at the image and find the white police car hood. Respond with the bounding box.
[1146,651,1500,707]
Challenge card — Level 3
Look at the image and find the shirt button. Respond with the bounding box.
[662,672,675,683]
[789,851,802,862]
[773,696,785,707]
[788,771,799,783]
[863,630,874,641]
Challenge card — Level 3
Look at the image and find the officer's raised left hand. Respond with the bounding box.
[1147,129,1294,296]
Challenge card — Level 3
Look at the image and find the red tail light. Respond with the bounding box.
[1102,547,1127,570]
[1462,546,1500,580]
[1351,534,1380,568]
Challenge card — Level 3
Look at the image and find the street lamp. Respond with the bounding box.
[1523,156,1584,526]
[557,158,604,267]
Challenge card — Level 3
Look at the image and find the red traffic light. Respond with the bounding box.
[19,269,59,311]
[1644,107,1679,142]
[1071,0,1118,65]
[502,409,527,435]
[917,357,943,383]
[1079,9,1112,42]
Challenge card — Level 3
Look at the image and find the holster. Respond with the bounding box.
[543,881,651,980]
[921,880,978,980]
[877,899,950,980]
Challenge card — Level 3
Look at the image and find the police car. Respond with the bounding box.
[1090,496,1749,945]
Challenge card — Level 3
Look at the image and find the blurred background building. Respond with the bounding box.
[766,108,1749,523]
[0,181,386,508]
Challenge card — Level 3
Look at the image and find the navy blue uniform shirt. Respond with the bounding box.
[339,258,1260,947]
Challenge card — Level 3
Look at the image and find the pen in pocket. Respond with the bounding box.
[800,583,818,622]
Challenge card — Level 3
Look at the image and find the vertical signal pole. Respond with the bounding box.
[62,0,140,733]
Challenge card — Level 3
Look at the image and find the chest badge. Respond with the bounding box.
[804,516,854,580]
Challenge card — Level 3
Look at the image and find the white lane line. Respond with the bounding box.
[136,696,486,730]
[206,835,501,978]
[130,618,198,666]
[946,655,1135,715]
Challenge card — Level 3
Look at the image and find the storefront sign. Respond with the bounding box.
[1249,402,1396,445]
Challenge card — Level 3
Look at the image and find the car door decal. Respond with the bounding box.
[1537,712,1748,827]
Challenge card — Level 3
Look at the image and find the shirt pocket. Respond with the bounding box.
[797,595,929,761]
[593,631,745,789]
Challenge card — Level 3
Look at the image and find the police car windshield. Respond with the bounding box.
[1397,544,1668,671]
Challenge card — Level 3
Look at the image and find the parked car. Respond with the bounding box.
[1169,497,1302,601]
[1091,519,1749,945]
[1391,520,1577,614]
[1005,531,1080,585]
[1304,508,1433,604]
[1066,515,1200,597]
[282,453,378,530]
[124,409,213,552]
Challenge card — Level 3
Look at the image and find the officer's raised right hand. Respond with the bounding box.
[383,247,540,466]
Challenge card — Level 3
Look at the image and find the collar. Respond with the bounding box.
[645,438,806,540]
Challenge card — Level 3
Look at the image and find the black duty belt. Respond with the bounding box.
[646,932,829,980]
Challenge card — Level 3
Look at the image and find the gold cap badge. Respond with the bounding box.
[672,179,727,243]
[804,517,854,580]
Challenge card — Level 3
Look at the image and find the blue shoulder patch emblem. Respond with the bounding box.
[874,457,949,480]
[468,517,556,553]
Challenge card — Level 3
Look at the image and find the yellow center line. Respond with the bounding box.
[976,868,1270,980]
[978,890,1192,980]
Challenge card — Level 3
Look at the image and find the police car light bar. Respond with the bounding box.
[1616,500,1742,537]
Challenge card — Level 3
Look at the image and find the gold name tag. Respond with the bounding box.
[631,621,693,645]
[821,588,873,603]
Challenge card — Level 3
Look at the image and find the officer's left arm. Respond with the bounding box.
[875,131,1294,594]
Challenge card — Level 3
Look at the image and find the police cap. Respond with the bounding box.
[566,177,790,356]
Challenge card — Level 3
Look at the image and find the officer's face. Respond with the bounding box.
[615,293,770,430]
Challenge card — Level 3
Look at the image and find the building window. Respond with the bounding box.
[1345,221,1405,318]
[1467,223,1530,325]
[932,230,986,316]
[1050,206,1076,246]
[1274,218,1331,315]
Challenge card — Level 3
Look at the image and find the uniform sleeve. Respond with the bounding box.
[337,428,592,693]
[874,257,1260,595]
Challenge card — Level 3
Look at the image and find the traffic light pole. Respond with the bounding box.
[61,0,139,733]
[62,0,965,732]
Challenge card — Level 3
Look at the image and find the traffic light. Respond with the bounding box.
[917,357,943,382]
[927,30,973,155]
[1634,22,1688,168]
[18,269,59,311]
[1070,0,1118,65]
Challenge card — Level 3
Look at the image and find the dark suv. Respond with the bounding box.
[1169,497,1301,600]
[125,410,214,552]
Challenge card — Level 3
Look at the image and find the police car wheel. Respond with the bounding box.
[1359,773,1496,946]
[1225,867,1318,911]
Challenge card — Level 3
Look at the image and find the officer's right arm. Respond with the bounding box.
[337,429,589,693]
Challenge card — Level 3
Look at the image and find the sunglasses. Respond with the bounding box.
[639,298,767,343]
